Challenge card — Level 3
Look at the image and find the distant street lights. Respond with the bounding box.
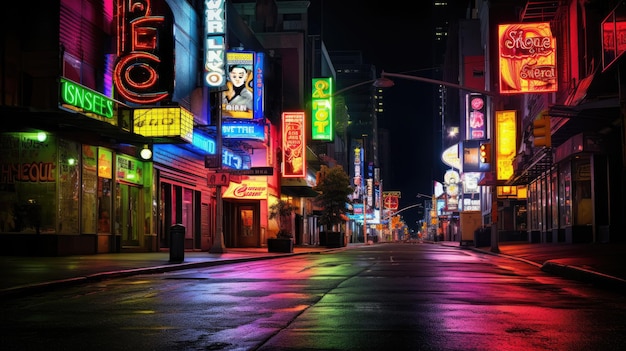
[374,71,499,252]
[335,70,499,251]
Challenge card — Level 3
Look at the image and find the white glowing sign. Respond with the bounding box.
[204,0,226,88]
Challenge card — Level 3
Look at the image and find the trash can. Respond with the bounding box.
[474,226,491,247]
[170,224,185,263]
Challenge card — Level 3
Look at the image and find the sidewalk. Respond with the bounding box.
[454,241,626,292]
[1,241,625,298]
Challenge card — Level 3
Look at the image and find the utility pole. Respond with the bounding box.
[210,91,226,253]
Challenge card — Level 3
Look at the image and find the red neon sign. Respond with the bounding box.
[282,112,306,178]
[114,0,173,104]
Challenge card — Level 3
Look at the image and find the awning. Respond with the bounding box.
[548,69,620,147]
[281,177,319,198]
[281,185,319,198]
[223,180,268,199]
[506,148,553,186]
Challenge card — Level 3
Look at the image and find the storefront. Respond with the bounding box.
[0,131,155,255]
[222,179,273,248]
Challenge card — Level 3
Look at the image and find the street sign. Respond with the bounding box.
[207,172,230,187]
[227,167,274,176]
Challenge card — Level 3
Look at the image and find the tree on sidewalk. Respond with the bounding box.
[313,165,353,232]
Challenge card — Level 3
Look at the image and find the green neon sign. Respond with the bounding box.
[311,77,334,141]
[60,78,115,119]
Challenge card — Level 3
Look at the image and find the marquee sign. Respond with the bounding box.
[133,107,194,142]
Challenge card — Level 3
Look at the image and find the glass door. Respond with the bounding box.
[116,183,142,247]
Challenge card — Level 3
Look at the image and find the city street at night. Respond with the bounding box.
[1,243,625,351]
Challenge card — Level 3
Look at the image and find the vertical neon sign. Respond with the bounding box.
[204,0,226,88]
[282,112,306,178]
[311,78,334,141]
[254,52,264,119]
[465,93,487,140]
[495,110,516,181]
[114,0,173,104]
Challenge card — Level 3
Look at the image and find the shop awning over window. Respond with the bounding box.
[281,177,319,198]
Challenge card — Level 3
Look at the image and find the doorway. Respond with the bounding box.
[238,205,257,247]
[224,201,259,247]
[116,183,142,248]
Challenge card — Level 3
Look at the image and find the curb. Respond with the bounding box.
[0,251,325,300]
[541,261,626,292]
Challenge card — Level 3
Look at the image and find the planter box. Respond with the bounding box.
[267,238,294,253]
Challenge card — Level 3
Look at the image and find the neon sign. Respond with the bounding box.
[133,107,193,142]
[60,78,115,120]
[495,110,516,181]
[465,93,487,140]
[114,0,173,104]
[282,112,306,178]
[311,78,334,140]
[190,131,243,169]
[204,0,226,88]
[223,181,268,199]
[222,121,265,140]
[498,22,557,94]
[254,52,264,119]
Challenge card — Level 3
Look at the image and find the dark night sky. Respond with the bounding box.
[317,0,465,228]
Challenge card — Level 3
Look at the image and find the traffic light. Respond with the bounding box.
[533,114,551,147]
[479,142,491,164]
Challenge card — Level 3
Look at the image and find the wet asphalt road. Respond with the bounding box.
[1,243,625,351]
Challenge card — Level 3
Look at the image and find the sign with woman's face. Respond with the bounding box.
[222,52,255,119]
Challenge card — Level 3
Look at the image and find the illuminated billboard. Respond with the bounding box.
[311,78,334,141]
[495,110,516,181]
[282,112,306,178]
[223,51,255,119]
[498,22,557,94]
